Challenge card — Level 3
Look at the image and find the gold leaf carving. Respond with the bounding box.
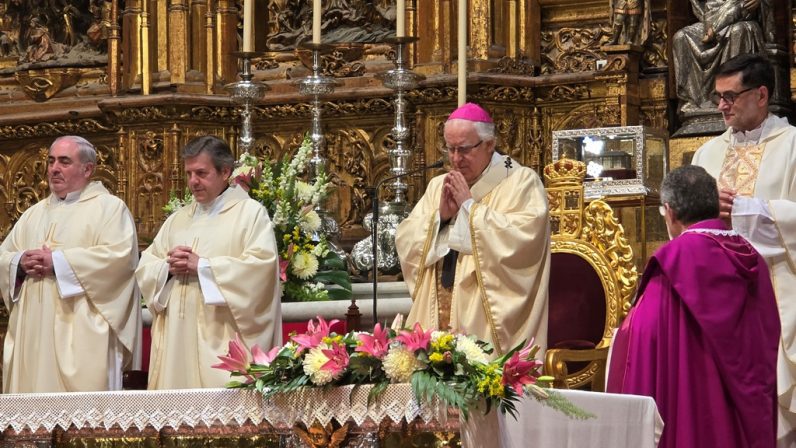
[0,119,117,140]
[541,27,611,74]
[15,68,81,102]
[487,56,536,75]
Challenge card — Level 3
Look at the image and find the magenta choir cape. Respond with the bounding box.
[607,219,780,448]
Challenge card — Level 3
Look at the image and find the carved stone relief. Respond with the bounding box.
[0,0,109,71]
[540,26,611,74]
[264,0,395,51]
[134,131,166,240]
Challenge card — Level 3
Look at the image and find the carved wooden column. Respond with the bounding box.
[415,0,452,73]
[109,0,123,95]
[121,0,143,91]
[216,0,239,85]
[168,0,189,85]
[190,0,208,72]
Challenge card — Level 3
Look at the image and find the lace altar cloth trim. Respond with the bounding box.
[0,385,449,433]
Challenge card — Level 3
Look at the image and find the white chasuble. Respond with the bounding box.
[0,181,141,393]
[396,156,550,356]
[137,186,281,389]
[692,115,796,442]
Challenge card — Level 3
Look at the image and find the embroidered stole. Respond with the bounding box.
[717,143,765,196]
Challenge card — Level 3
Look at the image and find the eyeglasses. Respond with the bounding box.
[445,140,483,156]
[659,205,666,216]
[710,87,756,105]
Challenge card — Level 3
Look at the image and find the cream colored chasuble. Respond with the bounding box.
[0,181,141,393]
[396,154,550,356]
[692,115,796,439]
[137,186,281,389]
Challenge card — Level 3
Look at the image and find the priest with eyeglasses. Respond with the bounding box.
[395,103,550,356]
[691,52,796,445]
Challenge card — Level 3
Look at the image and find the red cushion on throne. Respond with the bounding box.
[547,253,606,351]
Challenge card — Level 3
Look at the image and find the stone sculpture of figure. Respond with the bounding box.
[672,0,775,113]
[607,0,651,45]
[0,1,18,57]
[24,16,65,63]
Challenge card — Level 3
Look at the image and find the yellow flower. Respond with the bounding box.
[291,251,319,280]
[429,352,445,363]
[383,346,425,383]
[431,333,454,352]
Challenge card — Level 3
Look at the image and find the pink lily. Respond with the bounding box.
[291,316,340,352]
[278,244,295,282]
[252,345,280,366]
[517,338,537,361]
[396,322,432,353]
[211,334,251,373]
[321,341,350,377]
[501,351,542,396]
[355,323,390,358]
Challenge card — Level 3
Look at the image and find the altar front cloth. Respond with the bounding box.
[498,389,663,448]
[0,386,660,447]
[0,385,449,433]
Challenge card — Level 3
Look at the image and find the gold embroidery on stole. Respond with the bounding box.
[434,261,453,330]
[718,143,765,196]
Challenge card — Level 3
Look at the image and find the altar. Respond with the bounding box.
[0,386,661,448]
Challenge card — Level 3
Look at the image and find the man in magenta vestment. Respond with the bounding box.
[607,165,780,447]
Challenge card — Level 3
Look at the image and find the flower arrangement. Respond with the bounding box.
[213,316,592,420]
[230,137,352,302]
[161,189,193,215]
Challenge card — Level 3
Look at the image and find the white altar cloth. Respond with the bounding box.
[0,385,448,433]
[497,389,662,448]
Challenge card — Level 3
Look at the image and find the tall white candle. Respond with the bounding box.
[313,0,322,44]
[242,0,253,52]
[458,0,466,105]
[396,0,405,37]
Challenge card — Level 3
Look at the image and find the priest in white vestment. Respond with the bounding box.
[396,103,550,356]
[0,136,141,393]
[136,135,281,389]
[691,53,796,447]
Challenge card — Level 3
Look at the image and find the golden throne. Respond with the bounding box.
[542,159,638,391]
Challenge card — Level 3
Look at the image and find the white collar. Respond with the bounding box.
[730,114,788,146]
[195,187,233,218]
[49,188,83,205]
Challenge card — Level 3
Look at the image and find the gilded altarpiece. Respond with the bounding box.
[0,0,791,394]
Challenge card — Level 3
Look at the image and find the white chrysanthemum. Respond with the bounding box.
[296,181,314,203]
[455,334,490,365]
[383,346,425,383]
[300,210,322,234]
[291,252,319,280]
[303,344,334,385]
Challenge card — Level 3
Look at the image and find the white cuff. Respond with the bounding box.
[151,263,172,313]
[9,252,22,302]
[448,200,474,255]
[732,196,783,257]
[52,250,84,299]
[198,258,226,306]
[425,217,450,267]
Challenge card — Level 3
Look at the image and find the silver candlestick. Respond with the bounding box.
[295,43,344,256]
[224,52,270,153]
[351,37,424,276]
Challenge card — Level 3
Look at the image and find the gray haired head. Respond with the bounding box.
[661,165,719,225]
[50,135,97,165]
